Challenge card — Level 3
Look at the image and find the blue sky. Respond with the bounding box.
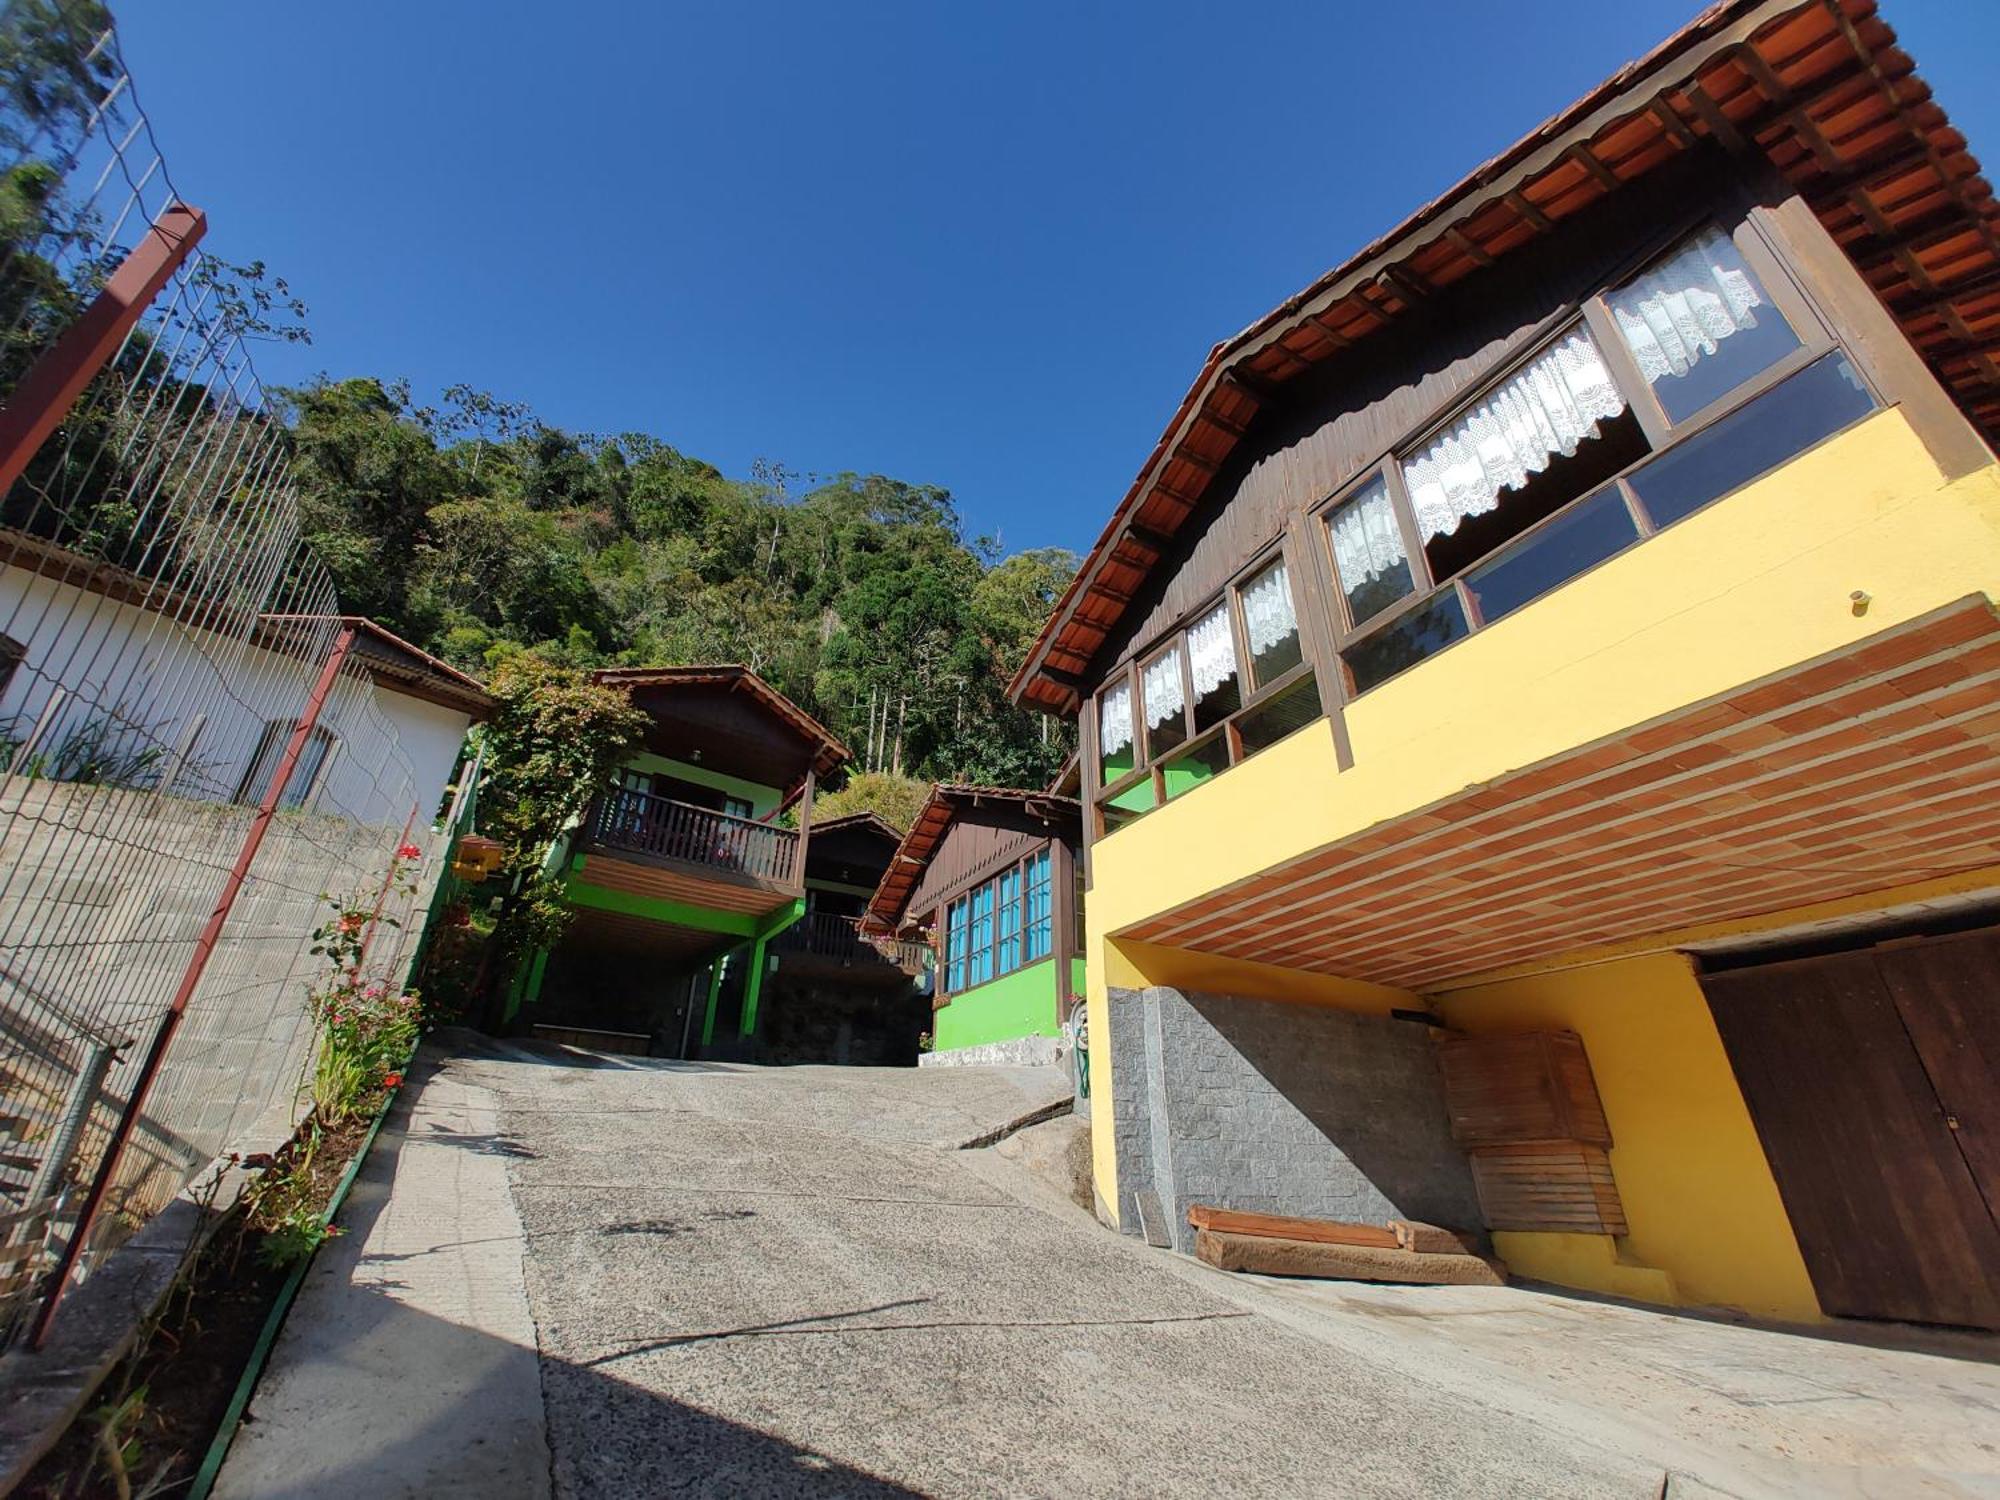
[115,2,1997,557]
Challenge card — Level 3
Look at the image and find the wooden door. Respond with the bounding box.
[1702,942,2000,1331]
[1875,929,2000,1217]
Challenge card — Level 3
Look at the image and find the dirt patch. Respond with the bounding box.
[18,1110,378,1499]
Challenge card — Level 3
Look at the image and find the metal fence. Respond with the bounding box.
[0,1,437,1344]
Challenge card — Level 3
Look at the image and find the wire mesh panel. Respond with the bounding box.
[0,2,439,1341]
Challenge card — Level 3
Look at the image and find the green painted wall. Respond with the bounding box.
[625,751,782,818]
[1069,956,1086,1002]
[934,959,1062,1051]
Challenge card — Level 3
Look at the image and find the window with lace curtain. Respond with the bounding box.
[1092,544,1320,821]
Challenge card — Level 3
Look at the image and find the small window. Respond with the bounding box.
[1463,484,1640,625]
[1627,353,1874,530]
[722,795,753,820]
[235,721,335,809]
[946,897,969,992]
[1160,732,1230,798]
[0,634,24,700]
[1098,678,1135,785]
[995,864,1023,975]
[1606,225,1801,425]
[1237,674,1323,755]
[1344,591,1472,694]
[1239,558,1302,686]
[1327,476,1414,628]
[1141,646,1187,761]
[1404,327,1650,585]
[967,882,995,987]
[1023,850,1053,961]
[1187,601,1241,730]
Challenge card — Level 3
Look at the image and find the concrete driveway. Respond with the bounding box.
[217,1035,2000,1499]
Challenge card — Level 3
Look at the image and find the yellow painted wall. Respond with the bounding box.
[1436,952,1823,1323]
[1084,410,2000,1228]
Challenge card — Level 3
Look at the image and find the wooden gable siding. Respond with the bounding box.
[905,819,1049,919]
[805,822,898,889]
[1087,159,1729,680]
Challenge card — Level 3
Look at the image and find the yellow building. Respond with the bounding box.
[1011,0,2000,1331]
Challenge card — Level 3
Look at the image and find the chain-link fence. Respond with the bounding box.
[0,1,441,1344]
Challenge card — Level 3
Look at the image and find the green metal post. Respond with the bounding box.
[739,936,770,1037]
[700,950,732,1049]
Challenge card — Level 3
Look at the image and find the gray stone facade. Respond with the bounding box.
[1108,985,1481,1254]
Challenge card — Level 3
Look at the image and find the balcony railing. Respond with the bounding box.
[774,912,930,975]
[587,787,800,886]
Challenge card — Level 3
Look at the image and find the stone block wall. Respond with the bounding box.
[1108,985,1481,1254]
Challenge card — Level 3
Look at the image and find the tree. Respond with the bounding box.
[811,772,930,834]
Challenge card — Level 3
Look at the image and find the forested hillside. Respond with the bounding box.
[282,378,1077,789]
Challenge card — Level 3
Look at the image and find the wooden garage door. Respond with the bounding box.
[1701,930,2000,1332]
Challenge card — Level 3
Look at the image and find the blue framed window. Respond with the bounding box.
[937,845,1067,997]
[968,882,995,986]
[1023,850,1052,961]
[946,896,969,993]
[996,866,1023,974]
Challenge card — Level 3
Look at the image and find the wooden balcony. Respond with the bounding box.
[578,788,802,917]
[772,912,929,981]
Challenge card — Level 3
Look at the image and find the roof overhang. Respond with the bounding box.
[1011,0,1999,714]
[861,785,1082,935]
[1119,596,2000,990]
[591,664,851,780]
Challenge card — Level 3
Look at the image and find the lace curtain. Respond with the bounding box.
[1241,561,1297,655]
[1402,330,1627,541]
[1187,602,1237,699]
[1328,479,1406,588]
[1607,226,1766,385]
[1099,678,1132,757]
[1142,648,1184,729]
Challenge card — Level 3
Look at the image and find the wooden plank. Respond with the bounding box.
[1469,1141,1627,1235]
[1195,1230,1506,1285]
[1391,1220,1479,1256]
[1703,950,2000,1331]
[1435,1031,1613,1148]
[1185,1204,1398,1249]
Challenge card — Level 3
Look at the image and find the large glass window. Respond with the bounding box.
[1343,591,1471,695]
[1327,476,1414,627]
[1627,353,1873,529]
[1606,225,1801,424]
[1402,326,1651,585]
[940,848,1058,995]
[1240,558,1303,686]
[1463,484,1640,625]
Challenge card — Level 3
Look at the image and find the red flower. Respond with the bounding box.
[382,1072,404,1089]
[396,842,423,861]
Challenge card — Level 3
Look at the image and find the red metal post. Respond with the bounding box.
[0,204,207,497]
[352,802,421,977]
[30,625,357,1346]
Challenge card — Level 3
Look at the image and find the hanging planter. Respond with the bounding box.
[449,835,505,883]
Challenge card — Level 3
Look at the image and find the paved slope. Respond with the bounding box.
[459,1042,1652,1499]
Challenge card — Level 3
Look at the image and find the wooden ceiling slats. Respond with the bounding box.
[1012,0,2000,714]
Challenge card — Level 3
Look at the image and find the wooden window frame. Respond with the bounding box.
[1318,214,1875,699]
[1088,535,1323,828]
